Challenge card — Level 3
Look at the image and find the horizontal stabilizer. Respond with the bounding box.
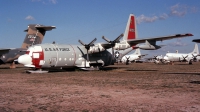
[35,25,56,31]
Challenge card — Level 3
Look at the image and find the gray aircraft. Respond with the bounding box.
[18,14,193,72]
[0,24,55,68]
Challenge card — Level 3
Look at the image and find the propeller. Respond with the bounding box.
[125,56,130,65]
[192,54,198,62]
[153,55,158,61]
[78,38,97,61]
[102,33,124,62]
[180,55,188,62]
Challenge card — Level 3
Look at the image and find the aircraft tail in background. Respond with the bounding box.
[132,48,141,55]
[21,24,56,49]
[190,43,199,54]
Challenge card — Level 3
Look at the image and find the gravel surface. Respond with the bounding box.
[0,62,200,112]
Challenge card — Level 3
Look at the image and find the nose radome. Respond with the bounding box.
[18,54,32,66]
[163,56,168,61]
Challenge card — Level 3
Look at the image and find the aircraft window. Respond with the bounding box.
[33,53,39,58]
[59,58,61,61]
[64,58,66,61]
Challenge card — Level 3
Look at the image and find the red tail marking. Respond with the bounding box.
[127,15,136,40]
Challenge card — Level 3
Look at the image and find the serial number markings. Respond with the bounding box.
[44,48,70,51]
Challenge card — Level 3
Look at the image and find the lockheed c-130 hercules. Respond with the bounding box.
[18,14,193,73]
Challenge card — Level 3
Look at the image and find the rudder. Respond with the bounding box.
[191,43,199,54]
[132,48,141,55]
[123,14,137,41]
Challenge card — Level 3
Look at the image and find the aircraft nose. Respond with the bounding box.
[163,56,168,61]
[18,54,33,67]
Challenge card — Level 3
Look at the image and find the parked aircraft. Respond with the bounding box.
[163,43,199,64]
[18,14,193,72]
[121,48,147,64]
[0,24,55,68]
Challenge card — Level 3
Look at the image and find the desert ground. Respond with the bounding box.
[0,62,200,112]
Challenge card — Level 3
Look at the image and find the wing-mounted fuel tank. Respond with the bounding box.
[138,40,163,50]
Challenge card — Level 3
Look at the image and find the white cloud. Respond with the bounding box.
[31,0,57,4]
[169,38,187,46]
[25,15,35,20]
[170,4,187,17]
[159,13,168,20]
[49,0,57,4]
[136,15,158,24]
[136,4,198,24]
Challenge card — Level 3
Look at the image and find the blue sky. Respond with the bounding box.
[0,0,200,57]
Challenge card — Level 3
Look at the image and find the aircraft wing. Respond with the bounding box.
[127,33,193,45]
[0,49,11,57]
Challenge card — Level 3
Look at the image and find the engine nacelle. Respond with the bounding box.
[114,43,131,50]
[88,43,106,53]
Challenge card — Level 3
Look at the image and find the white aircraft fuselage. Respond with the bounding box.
[18,43,114,69]
[164,53,198,62]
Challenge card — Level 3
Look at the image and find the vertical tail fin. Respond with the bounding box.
[123,14,137,41]
[191,43,199,54]
[132,48,141,55]
[21,24,56,48]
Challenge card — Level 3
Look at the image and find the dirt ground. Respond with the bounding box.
[0,62,200,112]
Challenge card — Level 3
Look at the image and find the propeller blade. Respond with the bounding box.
[102,36,110,43]
[114,33,124,43]
[86,50,89,61]
[78,40,85,46]
[112,47,114,57]
[88,38,97,46]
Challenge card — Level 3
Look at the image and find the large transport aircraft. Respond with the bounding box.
[18,14,193,72]
[0,24,55,68]
[163,43,200,64]
[121,48,147,64]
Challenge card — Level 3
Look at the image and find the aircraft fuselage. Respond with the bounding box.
[18,43,113,69]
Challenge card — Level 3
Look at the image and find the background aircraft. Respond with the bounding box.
[18,14,193,72]
[163,43,199,64]
[0,24,55,68]
[121,48,147,64]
